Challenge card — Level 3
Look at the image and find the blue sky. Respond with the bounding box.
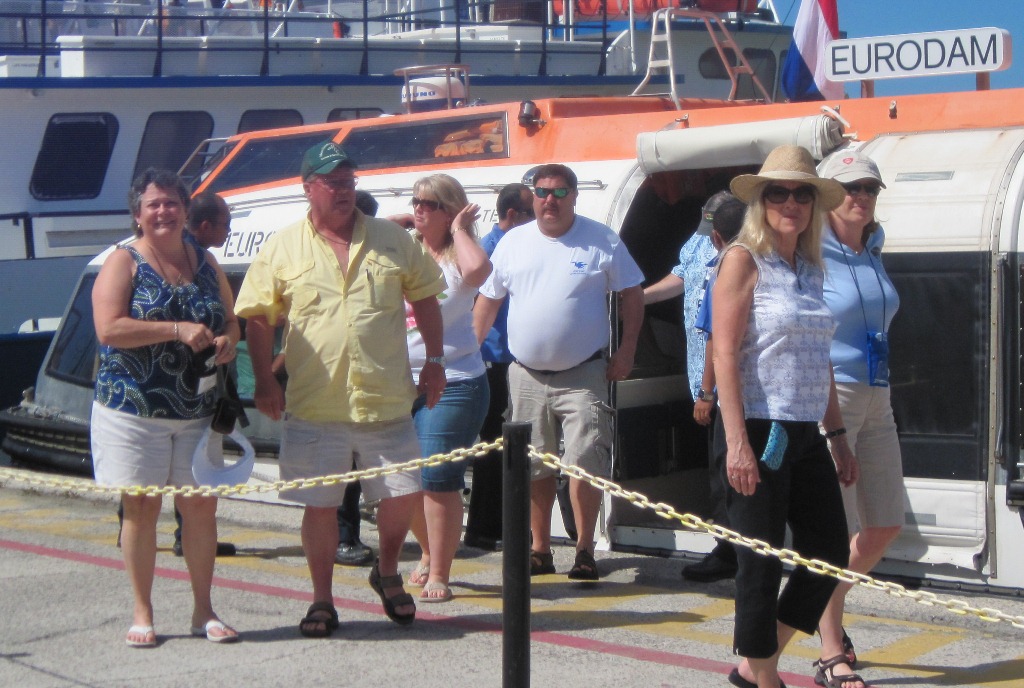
[772,0,1023,95]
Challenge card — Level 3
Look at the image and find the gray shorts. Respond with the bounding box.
[508,357,612,480]
[832,381,906,532]
[278,415,422,507]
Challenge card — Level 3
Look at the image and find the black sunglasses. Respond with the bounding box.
[763,185,815,205]
[842,182,882,197]
[534,187,570,199]
[518,207,535,218]
[411,197,442,211]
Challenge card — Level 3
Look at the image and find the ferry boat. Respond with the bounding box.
[6,14,1024,593]
[0,0,790,349]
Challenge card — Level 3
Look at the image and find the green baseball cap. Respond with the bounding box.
[301,141,356,180]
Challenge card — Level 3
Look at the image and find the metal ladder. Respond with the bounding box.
[631,8,774,109]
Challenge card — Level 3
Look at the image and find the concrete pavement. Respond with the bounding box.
[1,477,1023,688]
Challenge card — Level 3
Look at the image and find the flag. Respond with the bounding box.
[781,0,843,102]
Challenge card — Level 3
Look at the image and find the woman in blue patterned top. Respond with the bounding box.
[91,169,241,647]
[713,146,856,688]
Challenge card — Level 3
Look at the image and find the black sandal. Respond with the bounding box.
[567,549,599,581]
[813,655,866,688]
[299,601,339,638]
[728,667,786,688]
[530,550,555,576]
[842,628,857,668]
[369,559,416,625]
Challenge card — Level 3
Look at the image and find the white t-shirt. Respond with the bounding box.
[407,257,485,383]
[480,214,644,371]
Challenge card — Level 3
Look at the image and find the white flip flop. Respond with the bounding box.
[125,624,156,648]
[190,619,239,643]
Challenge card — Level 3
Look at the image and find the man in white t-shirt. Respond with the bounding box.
[475,163,644,582]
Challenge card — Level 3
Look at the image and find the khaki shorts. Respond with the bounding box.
[832,381,906,532]
[278,415,422,507]
[91,401,216,488]
[508,358,612,480]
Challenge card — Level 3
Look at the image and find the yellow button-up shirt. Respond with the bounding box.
[235,212,445,423]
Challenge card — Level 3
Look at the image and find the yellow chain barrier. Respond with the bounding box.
[2,436,1022,630]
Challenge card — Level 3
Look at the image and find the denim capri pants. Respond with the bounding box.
[412,373,490,492]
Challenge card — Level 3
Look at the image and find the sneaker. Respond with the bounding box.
[682,551,738,582]
[463,533,503,552]
[335,540,374,566]
[172,541,236,557]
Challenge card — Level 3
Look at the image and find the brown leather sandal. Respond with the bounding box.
[813,655,867,688]
[529,549,555,575]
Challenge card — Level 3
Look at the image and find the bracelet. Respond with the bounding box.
[173,321,179,342]
[825,427,847,439]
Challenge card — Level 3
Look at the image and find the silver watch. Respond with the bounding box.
[697,388,716,402]
[426,355,447,368]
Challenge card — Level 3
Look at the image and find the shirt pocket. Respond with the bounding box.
[276,260,322,318]
[365,257,403,310]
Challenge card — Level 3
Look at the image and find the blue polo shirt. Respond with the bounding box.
[479,223,514,363]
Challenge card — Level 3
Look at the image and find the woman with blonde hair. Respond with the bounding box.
[713,146,856,688]
[405,174,492,602]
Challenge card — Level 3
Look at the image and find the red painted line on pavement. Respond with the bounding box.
[0,537,813,686]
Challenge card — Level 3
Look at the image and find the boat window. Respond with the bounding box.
[237,110,304,134]
[339,114,508,170]
[46,274,99,388]
[328,108,386,122]
[697,48,777,98]
[204,129,343,193]
[133,112,215,184]
[30,114,119,201]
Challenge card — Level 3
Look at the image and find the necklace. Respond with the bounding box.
[317,230,352,247]
[147,239,194,286]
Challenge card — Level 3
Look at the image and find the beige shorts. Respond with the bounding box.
[832,381,906,532]
[91,401,217,488]
[508,358,612,480]
[278,414,422,507]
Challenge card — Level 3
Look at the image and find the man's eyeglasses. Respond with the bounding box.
[762,185,815,205]
[841,182,882,197]
[315,176,358,191]
[517,207,535,218]
[534,187,571,199]
[411,197,442,211]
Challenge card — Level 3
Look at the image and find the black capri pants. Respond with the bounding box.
[713,416,850,659]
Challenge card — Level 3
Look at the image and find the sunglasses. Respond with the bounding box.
[534,187,571,199]
[842,182,882,197]
[315,176,358,191]
[517,207,535,218]
[763,185,815,205]
[411,197,442,211]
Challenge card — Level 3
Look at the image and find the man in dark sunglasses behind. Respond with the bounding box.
[474,164,644,582]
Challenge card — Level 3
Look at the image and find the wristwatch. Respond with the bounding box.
[697,388,716,402]
[426,355,447,368]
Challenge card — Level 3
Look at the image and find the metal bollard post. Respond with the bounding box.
[502,421,532,688]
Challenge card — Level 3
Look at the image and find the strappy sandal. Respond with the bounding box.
[299,601,339,638]
[529,549,555,576]
[567,549,599,581]
[842,628,857,668]
[813,655,867,688]
[407,562,430,587]
[369,559,416,625]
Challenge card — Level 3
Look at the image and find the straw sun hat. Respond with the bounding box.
[730,145,845,211]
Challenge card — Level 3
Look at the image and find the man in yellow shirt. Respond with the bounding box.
[235,141,447,636]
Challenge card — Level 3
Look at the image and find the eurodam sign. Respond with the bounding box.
[826,27,1012,81]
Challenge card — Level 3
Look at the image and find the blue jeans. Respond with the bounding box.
[412,374,489,492]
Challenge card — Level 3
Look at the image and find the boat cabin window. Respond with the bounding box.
[238,110,304,134]
[697,47,777,99]
[46,274,99,388]
[30,114,119,201]
[328,108,386,122]
[339,114,508,170]
[204,129,344,193]
[133,111,215,184]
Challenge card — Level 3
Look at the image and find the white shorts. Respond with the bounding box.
[832,382,906,532]
[278,415,422,507]
[91,402,216,488]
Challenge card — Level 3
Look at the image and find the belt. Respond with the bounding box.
[517,350,604,376]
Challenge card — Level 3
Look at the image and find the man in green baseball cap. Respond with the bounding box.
[300,140,356,181]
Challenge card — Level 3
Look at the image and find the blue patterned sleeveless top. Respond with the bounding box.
[95,244,226,419]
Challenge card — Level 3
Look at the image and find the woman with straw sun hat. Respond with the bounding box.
[713,145,856,688]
